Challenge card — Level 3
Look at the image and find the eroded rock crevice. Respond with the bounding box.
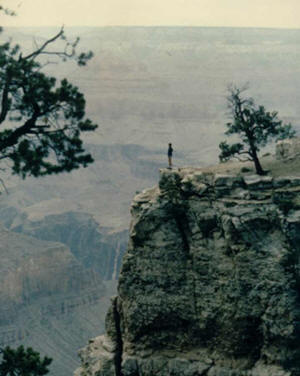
[112,298,124,376]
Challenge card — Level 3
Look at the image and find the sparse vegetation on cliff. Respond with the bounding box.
[219,85,295,175]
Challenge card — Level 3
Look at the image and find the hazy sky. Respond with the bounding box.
[1,0,300,28]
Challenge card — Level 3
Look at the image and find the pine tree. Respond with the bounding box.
[0,23,97,178]
[0,346,52,376]
[219,86,295,175]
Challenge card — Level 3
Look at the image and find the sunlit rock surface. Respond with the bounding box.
[276,137,300,161]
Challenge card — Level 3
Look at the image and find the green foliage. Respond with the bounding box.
[240,166,252,173]
[218,141,244,162]
[219,86,296,175]
[0,26,97,178]
[0,346,52,376]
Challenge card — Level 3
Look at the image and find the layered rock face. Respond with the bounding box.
[0,224,110,376]
[9,211,128,281]
[0,210,127,375]
[76,168,300,376]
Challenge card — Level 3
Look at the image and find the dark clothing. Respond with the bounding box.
[168,146,173,157]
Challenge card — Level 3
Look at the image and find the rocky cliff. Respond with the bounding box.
[75,167,300,376]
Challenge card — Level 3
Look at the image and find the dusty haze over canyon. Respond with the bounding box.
[0,27,299,375]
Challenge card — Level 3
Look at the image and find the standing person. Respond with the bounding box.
[168,143,173,169]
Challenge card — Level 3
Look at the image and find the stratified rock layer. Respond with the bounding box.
[9,211,128,281]
[76,168,300,376]
[0,224,109,376]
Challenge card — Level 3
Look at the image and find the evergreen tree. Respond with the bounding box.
[0,22,97,178]
[219,86,295,175]
[0,346,52,376]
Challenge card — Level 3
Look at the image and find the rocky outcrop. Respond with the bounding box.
[276,138,300,161]
[76,168,300,376]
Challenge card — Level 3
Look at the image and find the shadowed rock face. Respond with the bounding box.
[76,169,300,376]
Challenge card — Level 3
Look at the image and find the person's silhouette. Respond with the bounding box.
[168,143,173,168]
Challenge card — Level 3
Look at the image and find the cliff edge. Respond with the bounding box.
[75,162,300,376]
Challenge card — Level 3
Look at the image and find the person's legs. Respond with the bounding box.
[168,156,172,168]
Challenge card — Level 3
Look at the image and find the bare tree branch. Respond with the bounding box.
[0,176,9,194]
[23,27,64,60]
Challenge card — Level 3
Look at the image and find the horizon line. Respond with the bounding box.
[2,25,300,31]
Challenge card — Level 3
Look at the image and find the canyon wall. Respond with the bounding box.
[0,224,111,376]
[9,211,128,281]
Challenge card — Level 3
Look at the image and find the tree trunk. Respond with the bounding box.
[247,136,265,175]
[252,149,264,175]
